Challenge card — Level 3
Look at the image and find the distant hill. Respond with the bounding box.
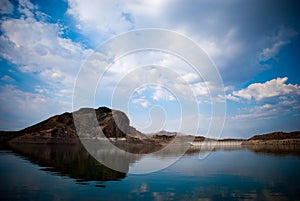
[247,131,300,140]
[151,130,185,136]
[243,131,300,145]
[151,130,244,142]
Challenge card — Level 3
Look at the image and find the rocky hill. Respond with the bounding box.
[243,131,300,145]
[247,131,300,140]
[1,106,147,144]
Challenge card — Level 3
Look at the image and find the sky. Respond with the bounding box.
[0,0,300,138]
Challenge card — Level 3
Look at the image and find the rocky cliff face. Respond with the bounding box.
[7,106,146,144]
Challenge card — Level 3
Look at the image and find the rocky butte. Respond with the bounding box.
[0,107,162,154]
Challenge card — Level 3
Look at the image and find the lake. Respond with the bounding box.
[1,144,300,201]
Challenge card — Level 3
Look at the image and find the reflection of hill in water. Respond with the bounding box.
[244,144,300,156]
[187,144,300,157]
[7,142,300,187]
[8,143,133,187]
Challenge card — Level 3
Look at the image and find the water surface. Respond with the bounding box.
[1,144,300,201]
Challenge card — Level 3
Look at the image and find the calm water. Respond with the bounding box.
[1,144,300,201]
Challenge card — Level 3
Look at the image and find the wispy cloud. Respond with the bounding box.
[151,86,175,102]
[1,75,14,82]
[259,27,298,61]
[229,99,299,122]
[131,96,150,108]
[0,85,69,130]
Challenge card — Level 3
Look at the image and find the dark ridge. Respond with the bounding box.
[247,131,300,141]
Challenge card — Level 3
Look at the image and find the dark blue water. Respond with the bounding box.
[1,144,300,201]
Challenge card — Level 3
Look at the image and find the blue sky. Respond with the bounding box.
[0,0,299,138]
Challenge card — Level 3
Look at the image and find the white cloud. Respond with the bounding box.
[173,79,219,103]
[67,0,134,40]
[0,0,96,130]
[0,0,14,14]
[181,72,199,83]
[229,100,297,122]
[131,85,175,109]
[1,75,14,82]
[1,0,299,135]
[66,0,245,71]
[95,50,216,106]
[0,85,70,130]
[132,97,150,108]
[260,41,287,61]
[191,82,210,97]
[66,0,234,69]
[125,0,170,18]
[226,77,300,127]
[259,27,298,61]
[67,0,172,41]
[65,0,299,86]
[0,0,92,96]
[193,28,245,69]
[226,94,239,102]
[230,77,300,101]
[151,86,175,102]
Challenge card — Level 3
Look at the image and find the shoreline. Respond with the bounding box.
[1,131,300,146]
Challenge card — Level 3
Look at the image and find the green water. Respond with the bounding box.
[1,144,300,201]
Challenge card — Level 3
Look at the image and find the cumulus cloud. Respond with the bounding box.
[0,0,92,96]
[1,0,299,134]
[0,0,95,129]
[229,77,300,101]
[226,77,300,127]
